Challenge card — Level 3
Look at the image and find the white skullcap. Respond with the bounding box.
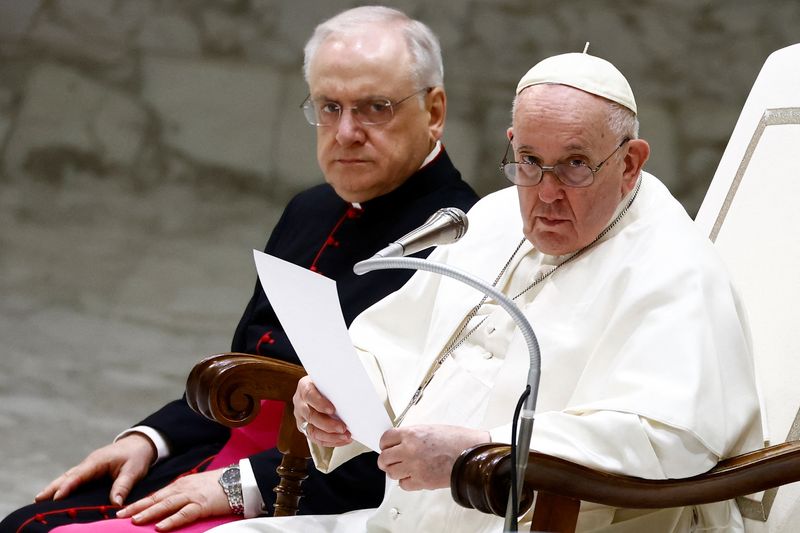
[516,52,637,114]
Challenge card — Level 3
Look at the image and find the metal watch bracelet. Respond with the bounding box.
[218,464,244,515]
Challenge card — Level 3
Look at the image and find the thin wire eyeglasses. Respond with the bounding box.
[500,137,630,188]
[300,87,432,127]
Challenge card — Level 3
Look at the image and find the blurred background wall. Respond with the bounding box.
[1,0,797,517]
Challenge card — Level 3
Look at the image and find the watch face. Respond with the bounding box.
[222,467,240,486]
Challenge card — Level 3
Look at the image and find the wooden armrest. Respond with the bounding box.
[185,352,310,516]
[185,352,309,455]
[185,352,306,427]
[451,440,800,517]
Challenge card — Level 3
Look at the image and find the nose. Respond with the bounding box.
[335,108,366,146]
[537,171,566,203]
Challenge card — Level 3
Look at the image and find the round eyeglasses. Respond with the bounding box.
[500,137,630,188]
[300,87,432,127]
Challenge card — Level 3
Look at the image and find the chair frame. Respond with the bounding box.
[185,352,800,531]
[185,353,310,517]
[451,441,800,532]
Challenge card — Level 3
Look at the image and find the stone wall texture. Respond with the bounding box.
[1,0,798,518]
[3,0,798,209]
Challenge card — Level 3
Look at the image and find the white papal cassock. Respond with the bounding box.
[211,172,763,533]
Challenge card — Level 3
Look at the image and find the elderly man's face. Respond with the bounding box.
[308,26,444,203]
[511,84,640,256]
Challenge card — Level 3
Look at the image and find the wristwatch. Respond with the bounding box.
[218,464,244,515]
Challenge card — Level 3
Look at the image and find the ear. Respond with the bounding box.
[427,86,446,141]
[621,138,650,193]
[506,127,514,141]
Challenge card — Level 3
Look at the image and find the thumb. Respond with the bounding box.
[109,463,144,506]
[109,477,132,506]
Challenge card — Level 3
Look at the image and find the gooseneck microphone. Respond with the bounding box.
[354,211,541,532]
[372,207,468,258]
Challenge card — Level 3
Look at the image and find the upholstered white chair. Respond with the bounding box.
[695,42,800,532]
[450,43,800,532]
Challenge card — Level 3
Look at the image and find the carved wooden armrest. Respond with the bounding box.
[185,352,310,516]
[451,441,800,531]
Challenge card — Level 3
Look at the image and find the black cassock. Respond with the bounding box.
[2,149,478,532]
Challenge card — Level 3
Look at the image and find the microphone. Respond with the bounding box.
[354,231,541,532]
[372,207,469,258]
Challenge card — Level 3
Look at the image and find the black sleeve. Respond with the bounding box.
[247,447,386,515]
[229,194,304,360]
[136,398,230,455]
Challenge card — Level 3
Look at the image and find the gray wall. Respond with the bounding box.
[3,1,798,208]
[1,0,797,518]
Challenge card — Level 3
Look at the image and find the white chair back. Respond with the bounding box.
[695,43,800,532]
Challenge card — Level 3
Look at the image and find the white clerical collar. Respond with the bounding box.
[350,141,443,209]
[421,140,443,168]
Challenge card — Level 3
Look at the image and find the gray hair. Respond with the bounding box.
[511,89,639,139]
[303,6,443,91]
[606,101,639,139]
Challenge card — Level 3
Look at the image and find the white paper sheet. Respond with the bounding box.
[252,249,392,452]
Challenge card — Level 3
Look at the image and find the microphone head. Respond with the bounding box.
[394,207,469,257]
[360,207,470,263]
[430,207,468,244]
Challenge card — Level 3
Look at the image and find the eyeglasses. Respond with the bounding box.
[500,137,630,188]
[300,87,432,127]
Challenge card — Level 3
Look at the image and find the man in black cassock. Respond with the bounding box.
[1,6,478,532]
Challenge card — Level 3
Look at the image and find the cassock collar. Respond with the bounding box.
[349,141,444,210]
[355,147,460,214]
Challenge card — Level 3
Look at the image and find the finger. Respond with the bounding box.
[108,475,134,505]
[306,424,352,447]
[398,476,422,491]
[109,471,138,506]
[303,382,336,416]
[379,460,403,479]
[117,492,159,518]
[306,408,348,435]
[132,493,191,525]
[379,428,403,450]
[304,409,350,437]
[35,475,67,501]
[53,465,98,500]
[377,448,403,471]
[293,377,310,419]
[155,502,204,532]
[380,455,415,485]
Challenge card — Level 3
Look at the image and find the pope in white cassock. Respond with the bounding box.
[210,53,764,532]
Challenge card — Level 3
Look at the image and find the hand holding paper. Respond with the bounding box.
[252,250,393,451]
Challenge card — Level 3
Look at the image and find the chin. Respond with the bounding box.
[530,234,575,256]
[327,176,368,201]
[333,184,378,204]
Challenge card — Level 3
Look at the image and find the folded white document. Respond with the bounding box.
[252,250,393,452]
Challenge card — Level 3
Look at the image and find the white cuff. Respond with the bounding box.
[115,426,170,464]
[239,458,265,518]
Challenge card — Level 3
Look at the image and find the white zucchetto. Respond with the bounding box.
[516,52,637,114]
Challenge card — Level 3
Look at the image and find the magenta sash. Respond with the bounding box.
[51,400,284,532]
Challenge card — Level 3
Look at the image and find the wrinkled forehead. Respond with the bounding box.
[514,84,613,135]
